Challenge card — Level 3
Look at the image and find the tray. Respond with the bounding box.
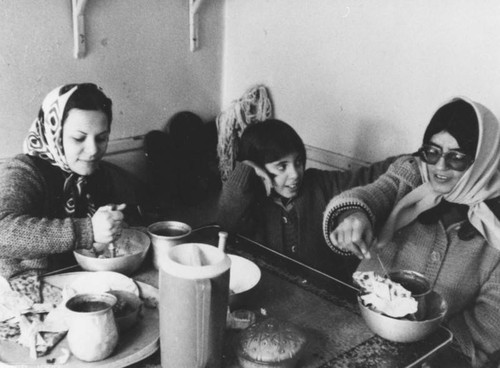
[0,272,159,368]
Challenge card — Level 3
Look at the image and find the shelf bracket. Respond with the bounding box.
[72,0,89,59]
[189,0,205,52]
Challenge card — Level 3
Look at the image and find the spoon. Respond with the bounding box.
[108,242,116,258]
[376,253,390,280]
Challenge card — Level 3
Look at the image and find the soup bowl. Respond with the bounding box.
[74,228,151,275]
[358,289,447,343]
[356,270,447,343]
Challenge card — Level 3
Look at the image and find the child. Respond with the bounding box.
[216,119,396,281]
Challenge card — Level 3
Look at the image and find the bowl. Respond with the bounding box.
[228,254,261,309]
[358,290,448,343]
[106,290,142,332]
[74,229,151,275]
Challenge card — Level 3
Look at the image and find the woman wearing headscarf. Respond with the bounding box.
[323,97,500,367]
[0,83,145,279]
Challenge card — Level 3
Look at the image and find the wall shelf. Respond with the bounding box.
[189,0,206,52]
[72,0,89,58]
[71,0,206,57]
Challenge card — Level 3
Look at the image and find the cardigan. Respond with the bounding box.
[216,157,396,282]
[0,154,145,278]
[323,155,500,368]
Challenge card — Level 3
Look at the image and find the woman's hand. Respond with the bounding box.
[242,160,273,196]
[91,203,126,244]
[329,210,375,259]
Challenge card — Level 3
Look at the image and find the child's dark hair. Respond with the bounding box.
[238,119,306,166]
[61,83,113,127]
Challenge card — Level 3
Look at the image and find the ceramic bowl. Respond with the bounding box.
[106,290,143,332]
[358,290,447,343]
[228,254,261,309]
[74,229,151,275]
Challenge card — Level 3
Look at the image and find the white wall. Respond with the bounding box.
[222,0,500,162]
[0,0,224,161]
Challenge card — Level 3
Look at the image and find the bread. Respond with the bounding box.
[237,318,306,368]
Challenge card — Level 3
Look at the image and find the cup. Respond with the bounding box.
[389,270,431,320]
[147,221,192,269]
[65,293,119,362]
[159,242,231,368]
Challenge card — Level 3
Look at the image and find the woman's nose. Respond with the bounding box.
[84,139,99,155]
[434,156,448,170]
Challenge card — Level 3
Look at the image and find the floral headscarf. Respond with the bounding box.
[23,84,98,217]
[378,96,500,250]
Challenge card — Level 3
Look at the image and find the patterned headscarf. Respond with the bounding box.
[23,84,99,217]
[378,96,500,250]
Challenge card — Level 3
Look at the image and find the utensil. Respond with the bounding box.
[108,242,117,258]
[104,203,125,258]
[376,253,390,279]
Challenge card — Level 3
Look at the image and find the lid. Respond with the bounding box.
[160,243,231,279]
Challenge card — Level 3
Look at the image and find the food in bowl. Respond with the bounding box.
[106,290,142,332]
[353,271,418,318]
[355,270,447,343]
[358,290,447,343]
[237,318,306,368]
[74,229,150,275]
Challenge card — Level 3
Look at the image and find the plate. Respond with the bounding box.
[228,254,261,294]
[0,272,159,368]
[61,270,140,296]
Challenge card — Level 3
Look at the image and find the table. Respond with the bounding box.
[130,225,469,368]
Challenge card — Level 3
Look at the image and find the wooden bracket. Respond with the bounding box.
[189,0,205,52]
[72,0,89,59]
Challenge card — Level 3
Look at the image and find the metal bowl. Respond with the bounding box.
[74,229,151,275]
[228,254,261,309]
[358,290,448,343]
[147,221,192,270]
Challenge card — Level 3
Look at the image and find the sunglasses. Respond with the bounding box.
[418,144,474,172]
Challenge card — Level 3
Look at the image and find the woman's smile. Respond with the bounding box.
[426,131,467,194]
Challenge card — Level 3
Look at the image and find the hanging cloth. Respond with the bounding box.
[216,85,272,181]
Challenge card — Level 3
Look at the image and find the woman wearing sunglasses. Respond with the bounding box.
[322,97,500,367]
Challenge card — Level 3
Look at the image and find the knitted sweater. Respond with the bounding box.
[216,158,396,282]
[0,154,144,278]
[323,155,500,368]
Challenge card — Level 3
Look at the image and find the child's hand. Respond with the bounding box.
[242,160,273,196]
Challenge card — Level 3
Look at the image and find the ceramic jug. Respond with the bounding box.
[65,293,119,362]
[159,242,231,368]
